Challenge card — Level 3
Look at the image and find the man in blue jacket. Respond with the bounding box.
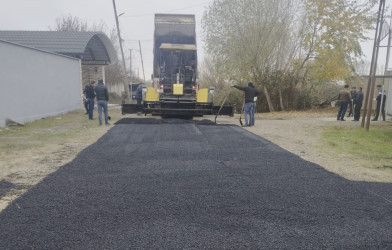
[232,82,259,127]
[95,79,110,126]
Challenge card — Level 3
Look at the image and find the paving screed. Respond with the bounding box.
[0,118,391,249]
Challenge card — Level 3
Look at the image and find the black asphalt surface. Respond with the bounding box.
[1,118,392,249]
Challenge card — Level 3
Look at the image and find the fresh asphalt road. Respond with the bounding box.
[1,118,391,249]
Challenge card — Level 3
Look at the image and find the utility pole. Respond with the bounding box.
[361,0,386,130]
[112,0,129,102]
[379,7,392,119]
[139,40,146,82]
[130,49,133,101]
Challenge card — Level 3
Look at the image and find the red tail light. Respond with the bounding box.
[160,84,164,89]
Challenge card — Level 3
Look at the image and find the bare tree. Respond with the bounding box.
[49,15,131,99]
[202,0,377,111]
[198,56,227,90]
[202,0,302,111]
[50,15,88,32]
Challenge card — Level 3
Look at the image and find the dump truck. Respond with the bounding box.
[122,14,233,118]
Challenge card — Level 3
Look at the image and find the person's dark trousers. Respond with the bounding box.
[84,100,88,114]
[354,103,362,121]
[337,101,348,120]
[97,100,109,125]
[374,100,381,120]
[244,102,253,126]
[373,101,386,121]
[87,98,94,119]
[348,101,353,116]
[136,99,142,112]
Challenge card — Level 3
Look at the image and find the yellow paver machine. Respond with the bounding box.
[122,14,233,119]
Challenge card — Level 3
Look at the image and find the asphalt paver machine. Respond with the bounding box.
[122,14,233,118]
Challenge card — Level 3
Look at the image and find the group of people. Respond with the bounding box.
[82,79,386,126]
[83,80,110,126]
[232,81,387,126]
[337,85,363,121]
[337,84,386,122]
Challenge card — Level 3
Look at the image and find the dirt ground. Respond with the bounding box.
[217,110,392,183]
[0,107,391,211]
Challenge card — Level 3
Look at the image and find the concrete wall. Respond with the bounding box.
[82,65,104,86]
[81,65,123,97]
[106,81,124,97]
[0,40,81,127]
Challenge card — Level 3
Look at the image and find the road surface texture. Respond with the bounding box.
[1,118,391,249]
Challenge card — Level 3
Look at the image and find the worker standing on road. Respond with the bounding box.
[95,80,110,126]
[337,84,352,121]
[85,80,96,120]
[231,82,259,127]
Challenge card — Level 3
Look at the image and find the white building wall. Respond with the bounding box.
[0,40,81,127]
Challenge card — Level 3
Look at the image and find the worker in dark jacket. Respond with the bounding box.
[85,80,96,120]
[95,79,110,126]
[353,87,363,121]
[372,85,387,121]
[232,82,259,127]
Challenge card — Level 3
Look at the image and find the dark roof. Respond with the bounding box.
[0,31,117,65]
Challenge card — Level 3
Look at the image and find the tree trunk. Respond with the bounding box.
[278,84,285,111]
[263,85,274,112]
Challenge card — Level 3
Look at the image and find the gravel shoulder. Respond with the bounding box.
[0,108,391,211]
[215,109,392,183]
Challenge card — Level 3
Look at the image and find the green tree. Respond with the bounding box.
[202,0,304,111]
[295,0,377,85]
[202,0,378,111]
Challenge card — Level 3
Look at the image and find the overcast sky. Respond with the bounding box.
[0,0,388,79]
[0,0,213,81]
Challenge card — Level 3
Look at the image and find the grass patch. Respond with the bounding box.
[0,108,123,155]
[322,124,392,166]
